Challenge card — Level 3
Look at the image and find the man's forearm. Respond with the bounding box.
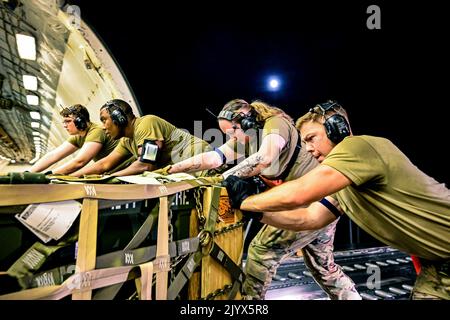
[71,162,105,177]
[240,179,310,212]
[261,208,332,231]
[53,159,86,175]
[170,152,220,174]
[240,165,351,212]
[170,155,203,173]
[111,160,154,177]
[30,153,57,172]
[261,209,308,231]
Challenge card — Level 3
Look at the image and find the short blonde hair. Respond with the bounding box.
[295,107,323,130]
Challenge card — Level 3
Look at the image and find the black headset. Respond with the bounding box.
[217,110,261,131]
[310,100,350,144]
[67,106,87,131]
[105,100,128,127]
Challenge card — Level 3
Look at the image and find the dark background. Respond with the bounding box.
[71,0,448,186]
[71,0,449,248]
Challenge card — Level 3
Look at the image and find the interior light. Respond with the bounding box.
[26,95,39,105]
[32,131,40,136]
[23,75,38,90]
[31,122,40,128]
[30,111,41,120]
[15,34,36,60]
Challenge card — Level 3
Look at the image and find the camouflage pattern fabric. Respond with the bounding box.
[242,143,360,300]
[243,218,360,300]
[0,172,49,184]
[412,259,450,300]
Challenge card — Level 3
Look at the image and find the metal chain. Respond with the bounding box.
[168,206,174,243]
[201,284,233,300]
[198,219,245,299]
[194,187,206,229]
[170,252,190,269]
[169,220,244,273]
[167,195,178,285]
[214,219,245,236]
[184,189,244,300]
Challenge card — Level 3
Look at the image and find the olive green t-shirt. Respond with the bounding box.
[67,123,118,161]
[225,116,318,181]
[115,115,211,166]
[323,135,450,261]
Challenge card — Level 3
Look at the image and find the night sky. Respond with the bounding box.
[72,1,449,185]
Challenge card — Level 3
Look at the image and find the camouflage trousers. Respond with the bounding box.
[243,218,361,300]
[411,259,450,300]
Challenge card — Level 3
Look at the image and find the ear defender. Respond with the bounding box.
[73,114,87,130]
[314,101,350,144]
[105,101,128,127]
[217,110,261,131]
[67,106,87,131]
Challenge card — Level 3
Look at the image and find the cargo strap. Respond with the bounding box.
[1,180,226,299]
[91,207,156,300]
[209,241,246,299]
[20,236,200,291]
[202,187,244,300]
[6,199,153,289]
[167,251,203,300]
[167,186,221,300]
[0,262,157,300]
[156,197,170,299]
[97,237,200,269]
[17,202,201,291]
[0,177,219,206]
[7,232,78,281]
[48,174,120,184]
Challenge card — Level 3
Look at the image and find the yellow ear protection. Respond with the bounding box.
[104,100,128,127]
[310,100,350,144]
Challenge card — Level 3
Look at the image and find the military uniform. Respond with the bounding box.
[114,115,211,175]
[323,135,450,299]
[68,122,135,172]
[67,122,118,161]
[236,116,360,299]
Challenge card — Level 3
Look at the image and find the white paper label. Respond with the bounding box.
[16,200,82,242]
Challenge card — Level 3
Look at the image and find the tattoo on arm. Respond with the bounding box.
[183,163,201,173]
[223,154,264,179]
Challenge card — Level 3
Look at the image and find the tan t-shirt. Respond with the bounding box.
[67,123,118,161]
[225,116,319,181]
[323,135,450,261]
[114,115,211,166]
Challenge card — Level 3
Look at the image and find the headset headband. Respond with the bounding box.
[310,100,340,115]
[217,110,238,121]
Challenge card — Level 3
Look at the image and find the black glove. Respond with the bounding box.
[221,175,258,209]
[241,210,263,221]
[248,175,268,194]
